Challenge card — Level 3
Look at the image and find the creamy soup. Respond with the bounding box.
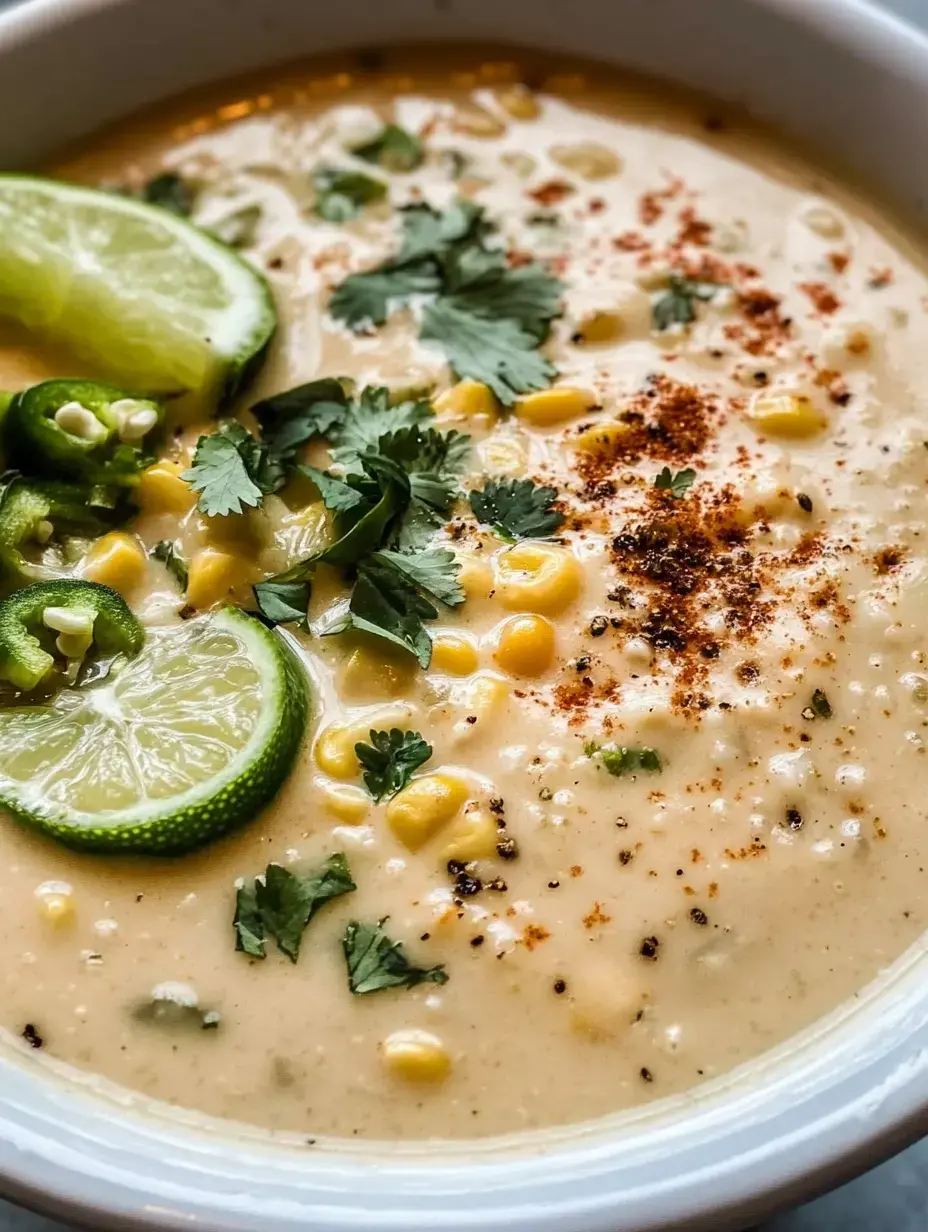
[1,47,927,1142]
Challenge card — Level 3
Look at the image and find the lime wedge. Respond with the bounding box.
[0,608,308,853]
[0,175,276,406]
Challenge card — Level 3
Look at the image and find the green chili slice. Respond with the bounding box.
[0,579,144,692]
[8,379,164,486]
[0,477,113,586]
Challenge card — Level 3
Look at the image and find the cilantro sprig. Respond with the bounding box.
[651,276,720,331]
[234,854,356,963]
[342,918,448,994]
[469,477,564,541]
[183,422,283,516]
[352,124,423,172]
[355,728,432,802]
[654,466,696,499]
[329,202,563,403]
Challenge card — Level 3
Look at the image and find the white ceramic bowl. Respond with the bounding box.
[0,1,927,1228]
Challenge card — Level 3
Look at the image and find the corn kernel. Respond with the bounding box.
[381,1029,451,1082]
[568,970,647,1039]
[442,806,500,861]
[320,782,371,825]
[492,613,556,677]
[515,386,597,427]
[451,672,509,743]
[802,205,845,239]
[386,773,469,851]
[136,461,196,515]
[80,532,147,594]
[453,104,506,138]
[430,633,479,677]
[549,141,622,179]
[35,880,75,928]
[186,548,240,609]
[340,645,416,700]
[433,379,500,421]
[573,420,632,456]
[496,84,541,120]
[314,723,362,780]
[478,437,527,477]
[495,542,582,615]
[744,392,826,439]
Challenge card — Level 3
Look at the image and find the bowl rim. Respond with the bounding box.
[0,0,927,1229]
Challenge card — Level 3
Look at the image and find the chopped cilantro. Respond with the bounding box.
[252,378,349,462]
[313,166,387,222]
[234,854,356,963]
[812,688,833,719]
[342,918,448,994]
[352,123,423,172]
[329,386,434,469]
[343,555,442,666]
[654,466,697,498]
[369,547,465,607]
[182,422,282,516]
[207,203,261,248]
[252,579,311,627]
[329,201,563,402]
[141,172,195,217]
[652,276,719,331]
[469,477,563,541]
[150,540,188,591]
[355,728,432,802]
[585,742,663,776]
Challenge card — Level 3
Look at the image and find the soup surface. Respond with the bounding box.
[1,48,928,1141]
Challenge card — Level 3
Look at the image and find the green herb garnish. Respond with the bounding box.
[352,124,423,172]
[329,202,563,403]
[150,540,188,591]
[469,477,563,541]
[585,742,663,777]
[141,172,195,217]
[313,166,387,222]
[355,728,432,802]
[183,422,282,516]
[652,276,719,331]
[654,466,696,498]
[342,918,448,994]
[234,854,356,963]
[252,579,311,627]
[251,378,350,463]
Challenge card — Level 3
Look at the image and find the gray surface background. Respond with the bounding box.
[0,0,927,1227]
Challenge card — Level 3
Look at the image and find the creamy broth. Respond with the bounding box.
[2,47,928,1140]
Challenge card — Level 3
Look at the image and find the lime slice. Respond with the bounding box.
[0,175,276,406]
[0,608,308,853]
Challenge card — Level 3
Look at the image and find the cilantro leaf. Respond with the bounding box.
[252,379,349,460]
[369,548,465,607]
[182,423,282,516]
[421,301,556,405]
[329,386,434,469]
[252,579,310,627]
[346,557,437,666]
[654,466,696,498]
[342,918,448,994]
[234,854,356,963]
[376,424,471,550]
[352,124,423,172]
[469,477,564,541]
[150,539,188,590]
[443,254,563,341]
[652,276,719,331]
[313,166,387,222]
[354,728,432,802]
[299,464,367,514]
[585,743,663,777]
[141,172,195,217]
[328,260,440,331]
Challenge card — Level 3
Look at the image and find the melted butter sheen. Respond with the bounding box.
[1,48,928,1140]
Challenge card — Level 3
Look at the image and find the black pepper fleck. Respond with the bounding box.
[797,492,814,513]
[22,1024,43,1049]
[785,807,804,831]
[689,907,709,926]
[639,936,660,960]
[589,616,609,637]
[553,978,567,995]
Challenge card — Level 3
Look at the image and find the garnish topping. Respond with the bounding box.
[654,466,696,498]
[342,918,448,994]
[585,742,663,776]
[313,167,387,222]
[352,124,424,172]
[468,477,564,541]
[183,423,283,517]
[150,540,188,591]
[234,854,356,963]
[651,276,720,331]
[355,728,433,802]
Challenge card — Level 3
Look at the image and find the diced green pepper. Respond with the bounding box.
[7,379,164,487]
[0,579,144,691]
[0,477,113,586]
